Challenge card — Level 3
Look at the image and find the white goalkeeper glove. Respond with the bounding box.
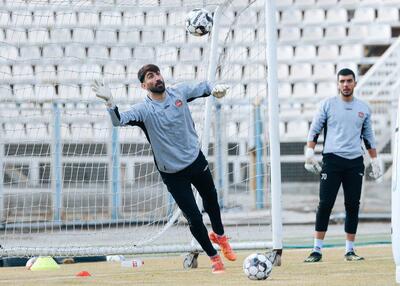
[92,79,113,108]
[369,157,383,179]
[304,147,322,174]
[211,84,229,99]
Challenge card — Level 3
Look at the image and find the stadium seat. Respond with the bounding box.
[0,65,12,81]
[35,65,57,82]
[58,84,80,100]
[226,46,248,61]
[0,84,13,101]
[352,7,375,24]
[119,29,140,43]
[126,64,142,80]
[336,62,358,75]
[12,11,33,25]
[42,45,64,59]
[133,46,155,61]
[110,47,132,61]
[179,47,201,61]
[123,11,145,26]
[376,7,398,23]
[65,44,86,60]
[0,46,18,62]
[55,11,77,26]
[81,84,96,101]
[243,64,265,80]
[78,12,99,26]
[156,47,178,63]
[317,0,337,5]
[141,29,163,44]
[28,28,50,44]
[291,63,312,79]
[0,29,5,42]
[279,27,301,42]
[167,11,186,25]
[173,64,195,80]
[33,10,55,26]
[73,28,95,43]
[318,44,339,60]
[218,10,235,26]
[13,64,34,81]
[368,24,391,41]
[313,63,335,80]
[277,45,294,61]
[302,26,323,41]
[278,82,292,98]
[285,120,309,138]
[294,45,316,60]
[96,28,117,44]
[325,26,346,40]
[87,45,109,60]
[19,46,41,61]
[100,11,122,26]
[70,122,94,140]
[4,123,26,138]
[57,64,80,81]
[0,11,10,25]
[247,45,267,61]
[303,8,325,24]
[316,81,337,97]
[280,9,302,25]
[326,8,347,24]
[5,28,27,44]
[50,28,72,42]
[104,63,126,81]
[146,11,167,26]
[13,84,35,101]
[108,83,127,101]
[340,44,364,59]
[164,27,186,44]
[348,25,369,40]
[295,0,315,6]
[236,9,258,25]
[278,64,289,80]
[276,0,293,7]
[80,64,102,81]
[234,28,255,43]
[229,84,246,99]
[293,82,315,98]
[220,64,243,81]
[35,84,56,101]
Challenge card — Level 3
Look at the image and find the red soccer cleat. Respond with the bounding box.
[209,231,237,261]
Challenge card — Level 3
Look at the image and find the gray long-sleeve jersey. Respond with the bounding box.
[307,96,376,159]
[107,81,213,173]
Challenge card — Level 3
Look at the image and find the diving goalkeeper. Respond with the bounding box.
[92,64,235,274]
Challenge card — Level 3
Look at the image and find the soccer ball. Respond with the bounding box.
[185,8,213,36]
[243,253,273,280]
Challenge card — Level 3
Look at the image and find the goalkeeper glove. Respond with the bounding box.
[92,79,113,108]
[212,84,229,99]
[304,147,322,174]
[369,157,383,179]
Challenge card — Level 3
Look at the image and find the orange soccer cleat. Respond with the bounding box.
[210,254,225,274]
[209,231,237,261]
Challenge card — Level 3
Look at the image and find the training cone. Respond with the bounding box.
[30,256,60,271]
[76,271,91,277]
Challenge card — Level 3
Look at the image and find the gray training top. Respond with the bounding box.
[107,81,213,173]
[307,96,376,159]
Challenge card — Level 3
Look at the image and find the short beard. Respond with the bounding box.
[150,82,165,93]
[342,92,353,97]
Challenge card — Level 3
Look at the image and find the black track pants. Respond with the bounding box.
[160,151,224,257]
[315,153,364,234]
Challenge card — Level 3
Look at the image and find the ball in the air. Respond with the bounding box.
[185,8,213,36]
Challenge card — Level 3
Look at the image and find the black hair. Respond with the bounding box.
[337,68,356,81]
[137,64,160,83]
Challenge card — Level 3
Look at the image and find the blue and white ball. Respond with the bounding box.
[185,8,213,37]
[243,253,273,280]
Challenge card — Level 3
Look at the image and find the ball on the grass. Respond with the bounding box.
[243,253,273,280]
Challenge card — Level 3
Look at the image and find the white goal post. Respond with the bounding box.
[0,0,282,259]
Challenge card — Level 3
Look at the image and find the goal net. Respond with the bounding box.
[0,0,279,257]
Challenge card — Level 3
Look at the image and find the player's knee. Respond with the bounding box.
[344,201,360,213]
[317,201,334,213]
[186,213,204,229]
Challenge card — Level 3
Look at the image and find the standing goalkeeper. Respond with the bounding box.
[92,64,236,274]
[304,68,382,263]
